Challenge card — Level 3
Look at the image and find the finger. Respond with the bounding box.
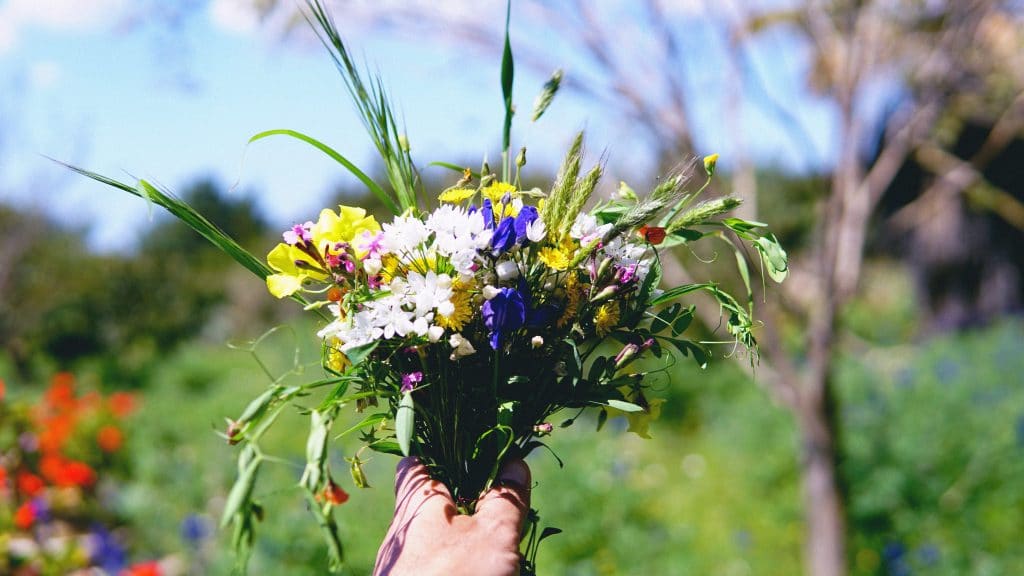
[475,459,531,532]
[393,457,452,516]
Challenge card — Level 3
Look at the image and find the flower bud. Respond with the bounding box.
[482,285,502,300]
[516,147,527,168]
[533,422,554,435]
[496,261,520,281]
[590,285,619,304]
[531,335,544,349]
[703,153,719,176]
[614,343,640,370]
[596,257,614,283]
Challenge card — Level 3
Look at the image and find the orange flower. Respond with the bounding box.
[0,378,6,402]
[108,392,137,417]
[17,471,45,497]
[0,466,6,491]
[97,425,124,452]
[14,502,35,530]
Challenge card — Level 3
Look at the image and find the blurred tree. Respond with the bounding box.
[0,179,274,381]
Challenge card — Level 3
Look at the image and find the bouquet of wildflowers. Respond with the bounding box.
[66,1,787,572]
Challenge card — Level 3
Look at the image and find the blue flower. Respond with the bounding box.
[482,287,526,349]
[480,199,495,230]
[513,205,539,244]
[90,525,127,574]
[180,514,211,546]
[491,216,517,254]
[516,278,559,328]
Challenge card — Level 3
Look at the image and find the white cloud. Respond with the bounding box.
[208,0,261,35]
[0,0,128,54]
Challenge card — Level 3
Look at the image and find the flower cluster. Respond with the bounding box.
[0,373,163,575]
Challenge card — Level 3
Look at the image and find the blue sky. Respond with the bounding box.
[0,0,843,252]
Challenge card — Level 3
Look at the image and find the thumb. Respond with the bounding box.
[475,459,531,531]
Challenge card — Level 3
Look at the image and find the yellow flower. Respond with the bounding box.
[438,187,476,203]
[537,236,576,271]
[326,338,351,373]
[313,205,380,257]
[265,243,327,298]
[594,302,620,337]
[558,273,584,328]
[380,254,401,283]
[437,280,472,331]
[481,182,518,204]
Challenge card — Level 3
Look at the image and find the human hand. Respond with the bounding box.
[373,457,532,576]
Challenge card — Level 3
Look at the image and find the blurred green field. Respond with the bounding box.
[66,318,1022,575]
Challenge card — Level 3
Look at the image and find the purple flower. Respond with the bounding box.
[491,216,517,254]
[513,205,539,244]
[283,221,314,245]
[401,371,423,393]
[482,287,527,349]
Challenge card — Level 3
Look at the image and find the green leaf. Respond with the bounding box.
[539,527,564,542]
[367,441,403,456]
[428,161,480,179]
[221,448,260,528]
[606,399,645,412]
[249,129,397,215]
[722,217,767,235]
[754,233,789,283]
[649,282,718,307]
[658,228,705,248]
[396,391,415,457]
[596,408,609,432]
[336,412,388,440]
[344,341,379,367]
[500,0,514,177]
[664,337,709,369]
[671,306,695,336]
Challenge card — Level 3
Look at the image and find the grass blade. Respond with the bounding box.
[249,129,398,214]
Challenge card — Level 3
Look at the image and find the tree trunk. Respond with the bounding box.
[798,386,847,576]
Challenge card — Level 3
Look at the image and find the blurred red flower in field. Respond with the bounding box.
[40,455,97,488]
[0,378,6,402]
[14,501,36,529]
[38,414,75,454]
[108,392,137,417]
[122,561,162,576]
[47,372,76,409]
[97,425,124,452]
[17,471,45,497]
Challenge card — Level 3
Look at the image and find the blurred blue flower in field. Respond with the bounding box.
[181,513,211,546]
[89,525,126,574]
[916,543,940,566]
[882,541,909,576]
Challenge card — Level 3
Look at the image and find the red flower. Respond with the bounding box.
[637,225,667,245]
[97,425,124,452]
[108,392,137,418]
[46,372,76,409]
[0,466,7,491]
[17,471,45,497]
[121,561,162,576]
[0,378,6,402]
[318,480,350,506]
[37,415,75,454]
[40,455,96,488]
[14,502,35,529]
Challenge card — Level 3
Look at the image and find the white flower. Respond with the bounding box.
[363,258,382,275]
[569,213,612,244]
[531,335,544,349]
[381,215,430,255]
[449,333,477,360]
[482,285,501,300]
[603,237,651,281]
[496,260,520,282]
[427,325,445,342]
[526,219,546,243]
[406,271,454,318]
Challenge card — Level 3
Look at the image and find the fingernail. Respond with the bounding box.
[498,459,530,489]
